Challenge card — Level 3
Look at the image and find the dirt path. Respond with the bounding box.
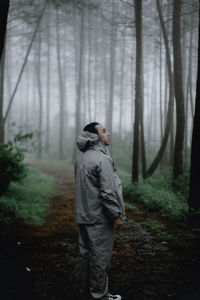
[0,160,200,300]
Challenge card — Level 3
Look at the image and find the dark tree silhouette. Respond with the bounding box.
[173,0,185,180]
[189,3,200,210]
[132,0,142,182]
[0,0,9,143]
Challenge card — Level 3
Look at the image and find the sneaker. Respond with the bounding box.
[107,293,122,300]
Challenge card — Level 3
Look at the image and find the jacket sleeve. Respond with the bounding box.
[98,158,122,221]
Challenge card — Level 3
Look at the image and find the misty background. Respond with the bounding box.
[0,0,199,176]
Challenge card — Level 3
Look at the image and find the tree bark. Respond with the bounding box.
[37,29,43,159]
[56,7,65,160]
[106,0,116,135]
[173,0,185,180]
[3,1,46,126]
[147,0,174,177]
[0,0,9,62]
[189,3,200,210]
[132,0,142,182]
[72,6,85,162]
[0,0,9,143]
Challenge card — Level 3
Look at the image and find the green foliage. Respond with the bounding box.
[0,132,33,194]
[141,218,196,243]
[173,171,190,198]
[124,201,137,210]
[119,170,189,222]
[0,167,54,224]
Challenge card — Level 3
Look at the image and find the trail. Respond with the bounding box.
[0,160,200,300]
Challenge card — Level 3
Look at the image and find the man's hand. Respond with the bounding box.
[114,218,123,228]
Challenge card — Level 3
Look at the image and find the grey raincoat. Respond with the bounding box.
[75,131,126,224]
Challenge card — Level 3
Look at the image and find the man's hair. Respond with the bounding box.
[83,122,99,134]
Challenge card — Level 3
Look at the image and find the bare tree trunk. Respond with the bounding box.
[0,0,9,143]
[132,0,142,182]
[3,2,46,126]
[189,3,200,212]
[147,0,174,177]
[173,0,185,180]
[106,0,116,135]
[119,32,126,139]
[94,13,98,120]
[0,48,5,143]
[0,0,9,62]
[73,6,85,162]
[56,7,65,160]
[87,1,92,121]
[37,29,43,159]
[46,3,50,153]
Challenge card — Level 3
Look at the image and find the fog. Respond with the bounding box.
[1,0,199,173]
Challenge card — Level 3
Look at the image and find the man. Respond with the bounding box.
[74,122,126,300]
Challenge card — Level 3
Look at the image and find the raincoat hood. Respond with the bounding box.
[77,131,107,153]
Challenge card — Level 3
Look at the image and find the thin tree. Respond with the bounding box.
[0,0,10,143]
[36,29,43,159]
[56,6,65,160]
[72,5,85,161]
[189,3,200,210]
[1,1,46,143]
[106,0,116,135]
[173,0,185,180]
[132,0,142,182]
[146,0,174,177]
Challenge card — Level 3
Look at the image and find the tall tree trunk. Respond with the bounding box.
[3,2,46,127]
[119,32,126,139]
[147,0,174,177]
[37,29,43,159]
[173,0,185,180]
[94,13,98,120]
[0,0,9,143]
[106,0,116,135]
[56,7,65,160]
[189,3,200,212]
[140,69,146,179]
[87,0,92,121]
[132,0,142,182]
[0,0,9,62]
[72,6,85,162]
[0,48,5,143]
[46,3,50,153]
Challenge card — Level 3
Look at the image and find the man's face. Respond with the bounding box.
[95,124,110,146]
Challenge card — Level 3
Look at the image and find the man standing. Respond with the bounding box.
[75,122,126,300]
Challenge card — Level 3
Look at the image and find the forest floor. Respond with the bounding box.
[0,159,200,300]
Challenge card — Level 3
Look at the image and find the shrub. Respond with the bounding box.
[0,132,33,195]
[119,170,189,222]
[0,167,53,224]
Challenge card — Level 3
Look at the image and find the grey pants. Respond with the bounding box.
[79,222,114,300]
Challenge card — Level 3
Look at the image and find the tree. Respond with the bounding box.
[172,0,185,180]
[56,6,65,160]
[146,0,174,177]
[0,0,9,62]
[132,0,142,182]
[106,0,116,135]
[1,1,46,144]
[0,0,10,143]
[72,5,85,161]
[189,3,200,210]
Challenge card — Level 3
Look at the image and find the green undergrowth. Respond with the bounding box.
[119,170,189,223]
[0,166,54,224]
[140,218,198,245]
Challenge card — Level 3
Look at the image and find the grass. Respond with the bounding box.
[119,170,200,244]
[0,166,54,224]
[119,170,189,223]
[140,218,198,245]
